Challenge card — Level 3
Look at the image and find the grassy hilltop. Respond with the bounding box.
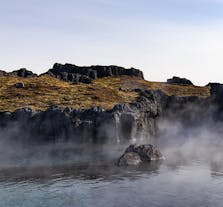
[0,74,210,112]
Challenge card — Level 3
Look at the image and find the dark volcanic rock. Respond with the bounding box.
[10,68,37,78]
[167,76,193,85]
[0,68,37,78]
[0,90,163,144]
[117,144,164,166]
[14,82,25,88]
[45,63,144,84]
[0,87,211,145]
[0,70,7,76]
[117,152,142,166]
[206,82,223,119]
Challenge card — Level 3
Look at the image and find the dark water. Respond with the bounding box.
[0,144,223,207]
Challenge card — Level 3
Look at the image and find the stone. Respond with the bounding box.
[117,152,142,166]
[167,76,193,85]
[0,68,37,78]
[117,144,164,166]
[0,70,6,76]
[11,68,37,78]
[125,144,164,161]
[14,82,25,88]
[45,63,144,84]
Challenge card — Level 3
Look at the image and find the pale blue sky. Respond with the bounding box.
[1,0,223,85]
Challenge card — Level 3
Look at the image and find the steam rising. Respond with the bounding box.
[0,100,223,179]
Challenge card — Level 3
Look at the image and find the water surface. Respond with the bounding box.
[0,145,222,207]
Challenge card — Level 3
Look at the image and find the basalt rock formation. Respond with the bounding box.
[0,87,216,145]
[0,63,221,145]
[117,144,164,166]
[45,63,144,84]
[0,89,161,144]
[167,76,193,85]
[0,68,37,78]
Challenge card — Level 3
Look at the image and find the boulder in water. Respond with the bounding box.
[117,152,142,166]
[117,144,164,166]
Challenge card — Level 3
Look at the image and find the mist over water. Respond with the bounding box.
[1,108,223,206]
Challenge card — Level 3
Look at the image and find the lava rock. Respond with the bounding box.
[14,82,25,88]
[117,144,164,166]
[10,68,37,78]
[0,70,7,76]
[167,76,193,85]
[45,63,144,84]
[117,152,142,166]
[0,68,37,78]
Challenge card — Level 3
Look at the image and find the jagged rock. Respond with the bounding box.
[0,68,37,78]
[0,70,7,76]
[206,82,223,119]
[10,68,37,78]
[117,144,164,166]
[0,90,162,144]
[45,63,144,84]
[14,82,25,88]
[0,84,214,145]
[167,76,193,85]
[117,152,142,166]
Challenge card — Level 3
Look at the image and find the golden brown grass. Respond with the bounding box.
[0,75,210,112]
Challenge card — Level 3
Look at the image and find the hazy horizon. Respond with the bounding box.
[1,0,223,86]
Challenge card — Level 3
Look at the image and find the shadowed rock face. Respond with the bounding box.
[0,86,221,145]
[0,64,222,146]
[167,76,193,85]
[206,83,223,119]
[0,68,37,78]
[45,63,144,84]
[0,90,161,144]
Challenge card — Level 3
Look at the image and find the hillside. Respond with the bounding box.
[0,74,210,112]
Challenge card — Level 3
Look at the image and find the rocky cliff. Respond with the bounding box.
[0,63,218,145]
[0,89,161,144]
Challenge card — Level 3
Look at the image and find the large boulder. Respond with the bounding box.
[167,76,193,85]
[117,152,142,166]
[117,144,164,166]
[14,82,25,88]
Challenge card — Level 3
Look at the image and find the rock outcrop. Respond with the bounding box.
[117,144,164,166]
[0,90,162,144]
[0,84,216,145]
[167,76,193,85]
[0,68,37,78]
[45,63,144,84]
[1,63,223,147]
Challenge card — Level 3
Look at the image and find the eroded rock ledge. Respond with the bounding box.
[0,68,37,78]
[167,76,193,85]
[1,63,144,84]
[45,63,144,84]
[0,90,161,144]
[0,85,220,145]
[0,63,222,146]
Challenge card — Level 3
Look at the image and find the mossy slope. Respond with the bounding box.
[0,75,210,112]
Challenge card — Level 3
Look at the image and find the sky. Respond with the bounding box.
[1,0,223,85]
